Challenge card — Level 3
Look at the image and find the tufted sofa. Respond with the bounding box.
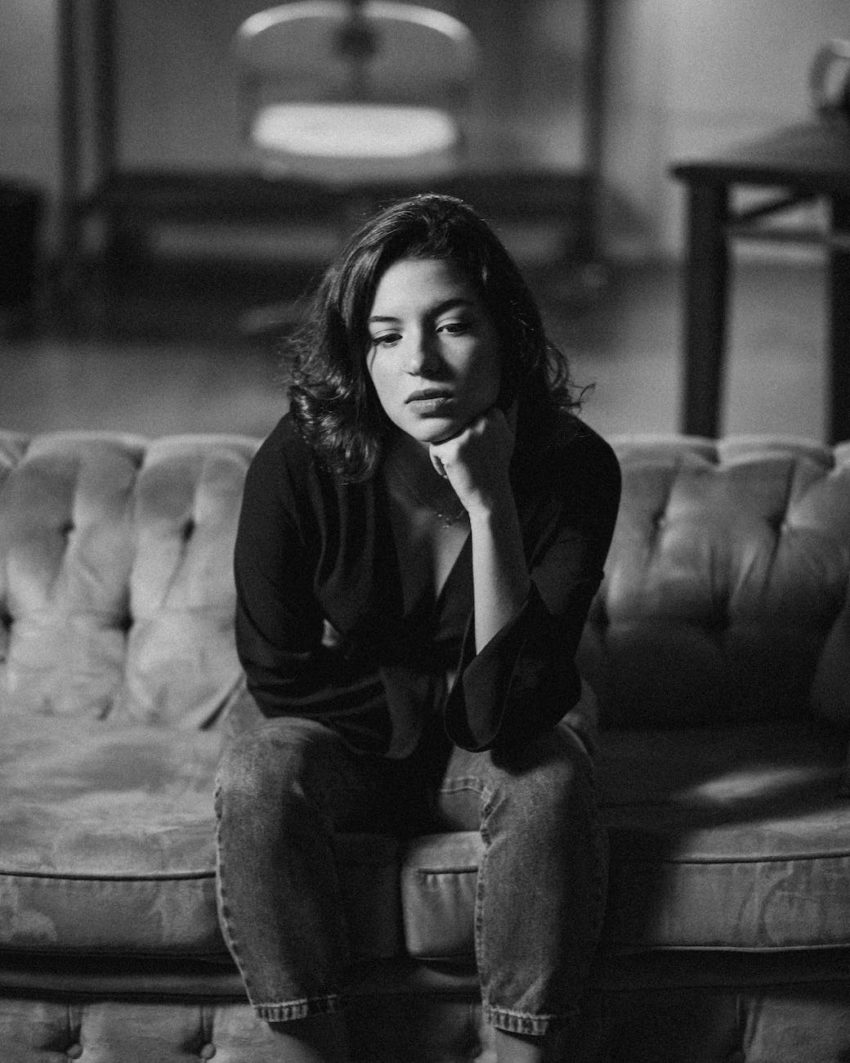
[1,429,849,1063]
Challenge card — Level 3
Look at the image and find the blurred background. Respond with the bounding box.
[1,0,847,443]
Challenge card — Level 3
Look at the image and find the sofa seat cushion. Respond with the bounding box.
[598,719,850,951]
[0,717,401,960]
[400,719,849,959]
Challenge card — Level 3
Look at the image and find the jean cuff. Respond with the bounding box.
[484,1004,576,1037]
[254,993,342,1023]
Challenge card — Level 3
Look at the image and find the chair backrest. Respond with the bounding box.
[232,1,478,180]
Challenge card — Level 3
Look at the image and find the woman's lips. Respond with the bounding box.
[405,392,455,415]
[405,389,455,414]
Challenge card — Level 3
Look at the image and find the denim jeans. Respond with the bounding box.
[214,714,607,1037]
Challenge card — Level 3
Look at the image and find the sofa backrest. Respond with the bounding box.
[579,436,850,730]
[0,431,258,726]
[2,431,849,732]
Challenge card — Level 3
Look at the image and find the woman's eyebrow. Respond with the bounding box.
[432,297,475,316]
[368,298,475,324]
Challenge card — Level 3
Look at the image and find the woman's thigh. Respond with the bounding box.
[432,722,597,833]
[216,716,401,833]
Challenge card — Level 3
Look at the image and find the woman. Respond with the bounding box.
[215,194,621,1063]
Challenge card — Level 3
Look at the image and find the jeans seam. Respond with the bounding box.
[475,784,494,1016]
[437,775,491,1000]
[214,778,259,1006]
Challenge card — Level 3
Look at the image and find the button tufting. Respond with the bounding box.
[199,1044,216,1060]
[66,1046,83,1060]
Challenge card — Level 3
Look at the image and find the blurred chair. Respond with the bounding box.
[233,1,478,186]
[231,1,477,333]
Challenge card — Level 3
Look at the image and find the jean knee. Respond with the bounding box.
[486,728,596,831]
[215,717,336,811]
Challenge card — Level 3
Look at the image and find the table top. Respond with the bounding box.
[671,117,850,195]
[76,166,596,222]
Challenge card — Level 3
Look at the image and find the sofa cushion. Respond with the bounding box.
[598,719,850,951]
[580,437,850,730]
[0,716,401,961]
[401,719,850,959]
[0,432,257,727]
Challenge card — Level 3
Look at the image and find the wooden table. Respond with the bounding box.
[671,118,850,443]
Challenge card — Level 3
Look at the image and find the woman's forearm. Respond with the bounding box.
[427,407,529,652]
[468,500,531,652]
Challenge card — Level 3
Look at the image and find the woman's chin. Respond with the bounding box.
[399,416,459,446]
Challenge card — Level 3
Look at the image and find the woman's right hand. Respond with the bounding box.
[428,406,516,520]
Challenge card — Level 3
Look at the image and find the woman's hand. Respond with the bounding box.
[428,406,516,518]
[430,405,528,652]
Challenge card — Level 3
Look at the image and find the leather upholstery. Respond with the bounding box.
[580,436,850,729]
[0,431,248,725]
[1,430,849,1062]
[0,716,400,961]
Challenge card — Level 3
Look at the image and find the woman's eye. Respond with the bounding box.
[372,332,402,348]
[438,321,471,336]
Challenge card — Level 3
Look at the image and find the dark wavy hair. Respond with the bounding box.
[287,193,582,481]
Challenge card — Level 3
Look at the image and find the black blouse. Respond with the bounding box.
[234,409,621,758]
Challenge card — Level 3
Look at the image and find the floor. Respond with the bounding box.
[0,245,829,446]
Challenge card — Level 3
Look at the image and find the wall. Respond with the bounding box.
[0,0,58,195]
[2,0,848,259]
[604,0,850,257]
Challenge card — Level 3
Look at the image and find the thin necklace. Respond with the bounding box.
[386,454,467,528]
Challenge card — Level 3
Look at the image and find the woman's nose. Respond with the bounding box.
[404,331,441,375]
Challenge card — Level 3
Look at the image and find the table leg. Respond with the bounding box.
[829,196,850,444]
[681,183,730,438]
[58,0,81,302]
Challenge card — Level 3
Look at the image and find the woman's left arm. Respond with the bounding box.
[431,408,530,652]
[433,413,622,751]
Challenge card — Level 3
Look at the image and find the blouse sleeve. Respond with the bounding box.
[233,430,387,740]
[444,426,621,752]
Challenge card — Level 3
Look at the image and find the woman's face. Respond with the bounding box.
[365,257,501,447]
